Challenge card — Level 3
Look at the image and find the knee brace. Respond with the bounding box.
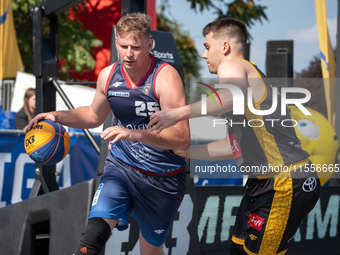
[74,218,111,255]
[230,241,248,255]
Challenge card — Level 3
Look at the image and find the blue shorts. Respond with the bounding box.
[89,152,186,246]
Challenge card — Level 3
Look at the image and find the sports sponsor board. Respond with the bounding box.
[196,186,340,255]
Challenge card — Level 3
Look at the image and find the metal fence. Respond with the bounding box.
[0,79,15,113]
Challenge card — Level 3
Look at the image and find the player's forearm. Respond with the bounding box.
[175,104,191,121]
[137,125,190,151]
[190,89,235,118]
[176,139,233,161]
[155,89,234,121]
[53,107,103,129]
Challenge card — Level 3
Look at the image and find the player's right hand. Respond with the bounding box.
[24,113,56,133]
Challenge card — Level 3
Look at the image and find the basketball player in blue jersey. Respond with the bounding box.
[148,18,321,255]
[25,13,189,255]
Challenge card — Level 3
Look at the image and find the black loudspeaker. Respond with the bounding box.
[266,52,292,78]
[0,179,97,255]
[266,40,294,62]
[266,40,294,87]
[244,42,250,61]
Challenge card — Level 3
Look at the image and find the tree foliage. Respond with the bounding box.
[182,0,268,40]
[295,55,322,78]
[12,0,102,78]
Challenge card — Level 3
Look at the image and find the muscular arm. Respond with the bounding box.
[148,60,249,133]
[25,65,113,132]
[101,65,190,151]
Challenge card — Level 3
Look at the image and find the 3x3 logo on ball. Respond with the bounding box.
[25,124,42,148]
[25,135,35,147]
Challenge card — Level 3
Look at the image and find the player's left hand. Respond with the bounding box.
[148,108,180,134]
[101,126,139,143]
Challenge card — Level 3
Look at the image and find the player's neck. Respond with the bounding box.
[226,51,244,61]
[124,55,152,88]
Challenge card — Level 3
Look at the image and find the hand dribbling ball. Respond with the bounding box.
[25,120,70,166]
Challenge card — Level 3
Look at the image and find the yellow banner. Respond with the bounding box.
[0,0,23,80]
[315,0,336,126]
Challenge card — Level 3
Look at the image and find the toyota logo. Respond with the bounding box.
[302,177,317,192]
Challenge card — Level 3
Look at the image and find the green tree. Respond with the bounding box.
[12,0,102,78]
[169,0,268,40]
[295,55,322,78]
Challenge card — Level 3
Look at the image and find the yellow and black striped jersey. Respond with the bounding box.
[226,60,309,176]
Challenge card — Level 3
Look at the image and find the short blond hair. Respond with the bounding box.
[117,13,152,39]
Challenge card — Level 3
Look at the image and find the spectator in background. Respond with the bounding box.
[14,88,36,129]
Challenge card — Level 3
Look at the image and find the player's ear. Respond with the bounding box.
[148,39,153,51]
[222,41,230,55]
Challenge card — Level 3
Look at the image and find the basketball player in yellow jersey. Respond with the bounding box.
[148,18,321,255]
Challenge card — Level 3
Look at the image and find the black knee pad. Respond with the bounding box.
[74,218,111,255]
[230,241,247,255]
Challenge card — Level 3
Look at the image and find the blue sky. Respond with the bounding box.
[157,0,338,78]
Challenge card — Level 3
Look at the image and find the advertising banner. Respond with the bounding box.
[196,186,340,255]
[0,131,100,207]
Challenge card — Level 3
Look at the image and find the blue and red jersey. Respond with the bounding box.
[105,55,186,174]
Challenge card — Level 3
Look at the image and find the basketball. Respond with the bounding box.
[24,120,70,166]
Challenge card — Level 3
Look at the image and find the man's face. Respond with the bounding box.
[202,32,225,74]
[115,33,152,72]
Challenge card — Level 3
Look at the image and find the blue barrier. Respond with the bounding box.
[0,130,100,207]
[0,109,16,129]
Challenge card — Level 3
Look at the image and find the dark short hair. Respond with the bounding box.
[202,18,247,46]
